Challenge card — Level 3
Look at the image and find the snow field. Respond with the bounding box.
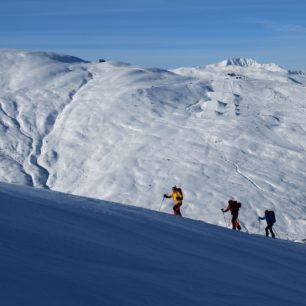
[0,50,306,242]
[0,182,306,306]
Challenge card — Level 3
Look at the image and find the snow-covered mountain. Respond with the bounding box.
[1,182,306,306]
[211,57,286,72]
[1,49,306,241]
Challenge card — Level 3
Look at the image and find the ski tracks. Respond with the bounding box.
[233,162,265,192]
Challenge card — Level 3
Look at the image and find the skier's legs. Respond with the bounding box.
[232,215,241,230]
[236,218,241,231]
[173,204,182,216]
[268,224,275,238]
[231,216,236,230]
[176,203,182,216]
[265,225,269,236]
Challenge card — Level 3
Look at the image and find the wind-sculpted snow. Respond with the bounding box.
[0,182,306,305]
[0,50,306,242]
[0,50,93,187]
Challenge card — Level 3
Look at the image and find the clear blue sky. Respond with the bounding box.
[1,0,306,69]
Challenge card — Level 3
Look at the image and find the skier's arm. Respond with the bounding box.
[258,216,265,220]
[163,193,172,198]
[222,205,230,213]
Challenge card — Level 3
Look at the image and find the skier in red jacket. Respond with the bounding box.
[222,200,242,230]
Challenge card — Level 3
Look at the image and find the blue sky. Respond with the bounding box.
[1,0,306,69]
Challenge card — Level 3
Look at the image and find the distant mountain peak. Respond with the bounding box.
[219,58,261,67]
[210,58,286,72]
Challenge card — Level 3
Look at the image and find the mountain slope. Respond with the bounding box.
[0,50,92,187]
[1,182,306,306]
[0,50,306,241]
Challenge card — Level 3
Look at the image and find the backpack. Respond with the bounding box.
[176,188,183,200]
[266,211,276,224]
[230,201,241,214]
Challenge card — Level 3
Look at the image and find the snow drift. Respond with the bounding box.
[0,182,306,306]
[0,49,306,242]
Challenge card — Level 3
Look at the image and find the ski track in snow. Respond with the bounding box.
[233,162,265,192]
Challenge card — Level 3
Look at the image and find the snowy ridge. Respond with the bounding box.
[0,182,306,306]
[218,58,262,68]
[215,58,285,72]
[1,49,306,242]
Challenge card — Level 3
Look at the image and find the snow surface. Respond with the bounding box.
[1,182,306,306]
[0,50,306,242]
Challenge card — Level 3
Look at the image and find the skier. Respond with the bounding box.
[221,200,242,230]
[258,210,276,238]
[164,186,183,216]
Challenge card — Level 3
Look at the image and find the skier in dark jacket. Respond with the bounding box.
[221,200,242,230]
[258,210,276,238]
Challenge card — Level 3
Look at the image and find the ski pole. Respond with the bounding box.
[238,219,249,233]
[222,210,229,228]
[159,196,165,212]
[273,227,280,239]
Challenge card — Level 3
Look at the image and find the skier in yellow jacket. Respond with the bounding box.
[164,186,183,216]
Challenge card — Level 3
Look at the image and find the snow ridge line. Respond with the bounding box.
[44,71,94,141]
[39,70,94,188]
